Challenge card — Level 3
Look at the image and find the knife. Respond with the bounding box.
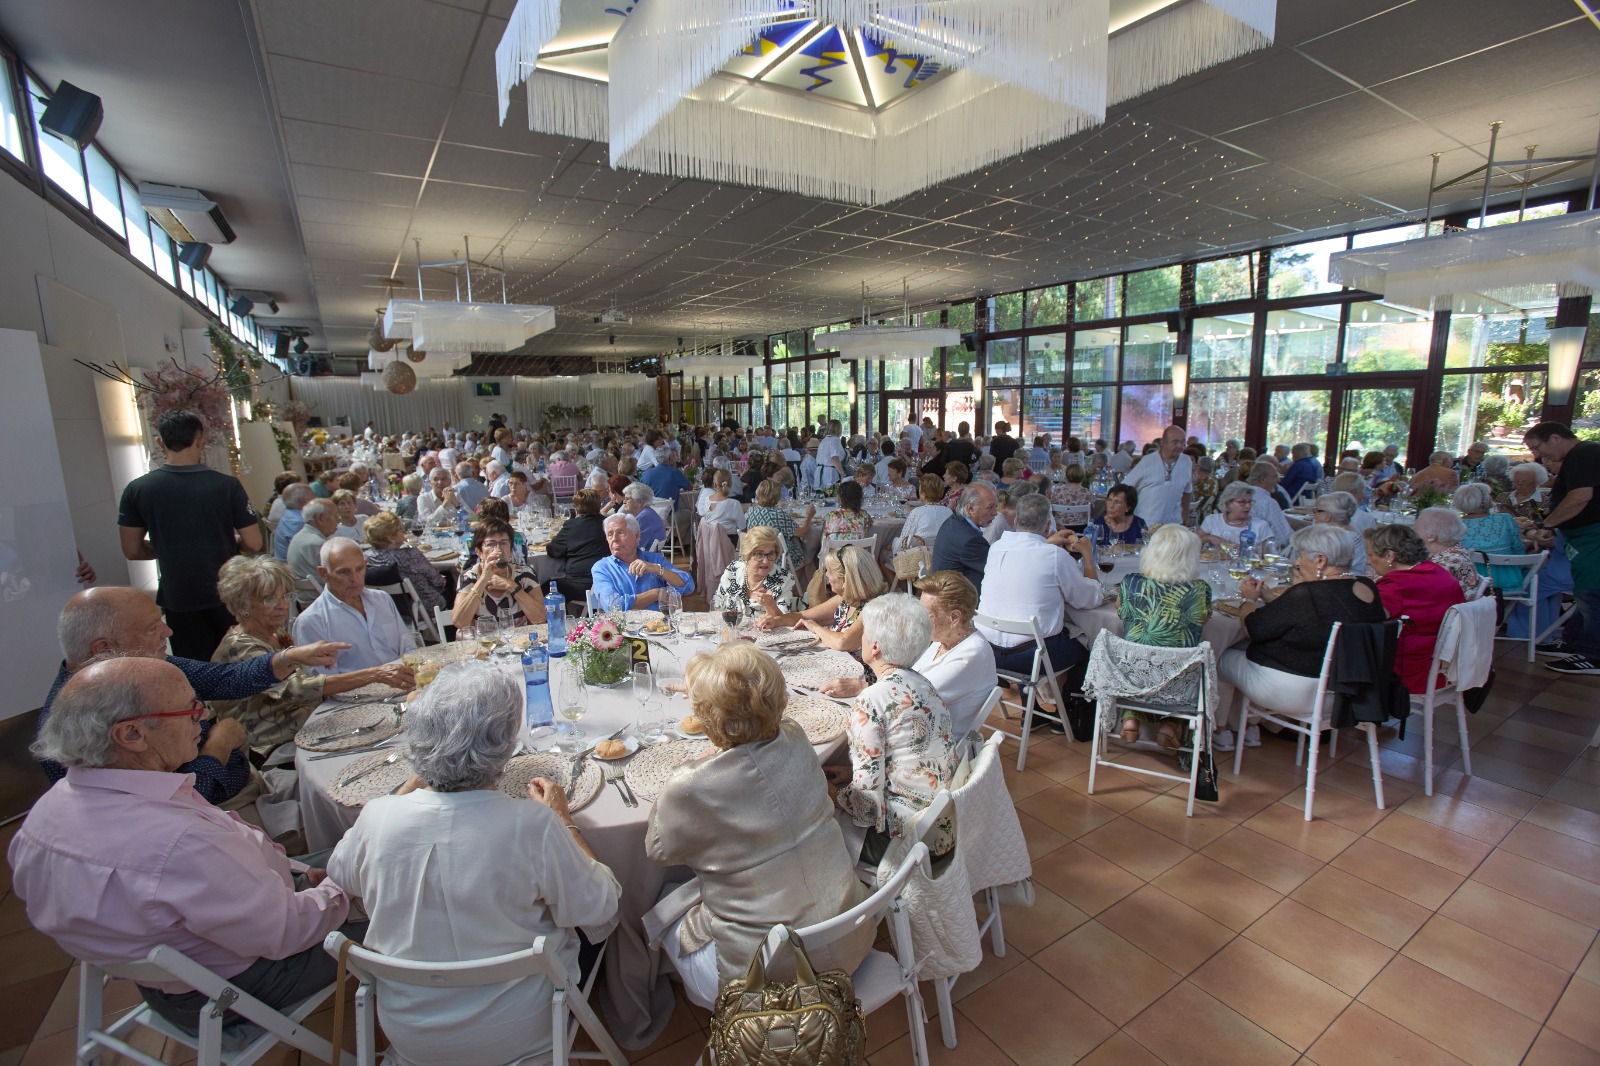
[307,738,399,761]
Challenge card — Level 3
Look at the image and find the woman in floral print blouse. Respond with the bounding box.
[828,594,958,864]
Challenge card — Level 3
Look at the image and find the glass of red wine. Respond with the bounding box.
[721,607,741,640]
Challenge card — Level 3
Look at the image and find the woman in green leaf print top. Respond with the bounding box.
[1115,524,1213,749]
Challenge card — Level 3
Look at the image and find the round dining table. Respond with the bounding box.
[294,620,853,1050]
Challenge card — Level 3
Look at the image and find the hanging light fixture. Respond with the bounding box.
[495,0,1277,206]
[833,280,960,364]
[1547,325,1589,407]
[383,235,557,353]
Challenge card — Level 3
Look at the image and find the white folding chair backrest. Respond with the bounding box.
[324,931,626,1066]
[432,605,453,643]
[293,571,323,607]
[86,946,339,1066]
[974,611,1065,770]
[1052,503,1090,528]
[1472,549,1548,660]
[767,840,929,968]
[646,538,664,553]
[551,474,579,507]
[821,535,877,563]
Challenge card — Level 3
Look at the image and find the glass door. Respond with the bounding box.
[1261,381,1418,468]
[1265,387,1334,457]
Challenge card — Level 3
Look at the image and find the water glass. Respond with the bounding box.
[556,662,588,743]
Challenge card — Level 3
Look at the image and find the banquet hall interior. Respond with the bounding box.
[3,0,1600,1063]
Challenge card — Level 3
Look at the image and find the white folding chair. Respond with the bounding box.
[1233,620,1401,821]
[77,946,339,1066]
[292,572,323,611]
[645,537,665,553]
[1471,550,1548,660]
[1084,633,1217,816]
[649,497,680,561]
[1411,599,1495,795]
[324,932,625,1066]
[400,577,442,642]
[974,611,1067,771]
[551,473,579,510]
[432,605,454,644]
[773,842,934,1066]
[1051,503,1090,529]
[820,535,877,565]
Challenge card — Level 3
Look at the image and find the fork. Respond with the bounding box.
[600,761,637,808]
[341,751,400,786]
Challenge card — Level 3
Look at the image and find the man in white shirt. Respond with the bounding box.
[1108,441,1136,475]
[903,418,923,452]
[974,495,1104,711]
[438,445,460,474]
[416,467,460,528]
[1245,462,1294,544]
[293,538,415,672]
[815,421,847,488]
[1122,426,1193,525]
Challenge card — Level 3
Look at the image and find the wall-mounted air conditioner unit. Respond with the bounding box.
[136,182,236,245]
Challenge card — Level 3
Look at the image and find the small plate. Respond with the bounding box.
[674,722,709,740]
[592,735,642,760]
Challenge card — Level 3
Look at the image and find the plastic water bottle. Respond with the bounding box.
[522,644,553,735]
[1238,528,1257,563]
[545,582,567,657]
[456,505,469,536]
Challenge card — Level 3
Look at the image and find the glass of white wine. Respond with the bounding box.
[557,661,588,743]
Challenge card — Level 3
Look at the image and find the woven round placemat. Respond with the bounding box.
[329,682,406,704]
[497,753,602,812]
[295,704,402,752]
[755,630,820,654]
[784,691,851,745]
[327,749,413,806]
[624,738,713,803]
[777,649,864,688]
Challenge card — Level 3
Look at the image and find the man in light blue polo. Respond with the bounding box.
[589,514,693,612]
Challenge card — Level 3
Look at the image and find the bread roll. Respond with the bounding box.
[680,715,705,735]
[595,738,628,759]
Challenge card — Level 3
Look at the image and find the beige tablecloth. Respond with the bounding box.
[296,632,846,1050]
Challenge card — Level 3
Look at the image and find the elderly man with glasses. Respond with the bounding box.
[34,587,346,803]
[589,512,694,612]
[10,656,358,1040]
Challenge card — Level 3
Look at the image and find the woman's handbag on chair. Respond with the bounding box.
[707,928,865,1066]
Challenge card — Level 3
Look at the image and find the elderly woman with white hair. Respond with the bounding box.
[328,665,620,1066]
[1305,491,1371,577]
[1115,524,1214,747]
[1479,452,1513,500]
[827,593,957,864]
[1329,471,1377,531]
[1454,482,1524,589]
[1501,461,1550,519]
[1216,524,1387,751]
[1414,506,1480,597]
[1200,482,1272,549]
[618,480,667,549]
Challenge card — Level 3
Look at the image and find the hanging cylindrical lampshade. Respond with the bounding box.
[382,361,417,394]
[407,348,427,363]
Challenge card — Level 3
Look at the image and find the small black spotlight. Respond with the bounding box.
[293,335,310,355]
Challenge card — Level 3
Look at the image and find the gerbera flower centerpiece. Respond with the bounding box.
[566,614,633,687]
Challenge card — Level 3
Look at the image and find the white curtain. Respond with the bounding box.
[289,377,463,434]
[513,378,658,432]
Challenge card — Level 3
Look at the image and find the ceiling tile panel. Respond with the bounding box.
[270,55,454,138]
[257,0,481,86]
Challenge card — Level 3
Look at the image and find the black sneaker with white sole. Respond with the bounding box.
[1535,639,1572,658]
[1546,656,1600,675]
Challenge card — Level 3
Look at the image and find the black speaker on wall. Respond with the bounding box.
[38,81,103,151]
[274,331,290,358]
[177,242,212,270]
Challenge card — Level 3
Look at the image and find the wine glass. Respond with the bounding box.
[476,614,502,656]
[556,662,588,744]
[632,663,663,742]
[720,605,742,642]
[660,588,682,643]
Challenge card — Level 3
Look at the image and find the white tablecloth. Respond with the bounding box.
[296,632,847,1050]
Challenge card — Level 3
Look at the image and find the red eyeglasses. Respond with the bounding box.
[127,698,207,722]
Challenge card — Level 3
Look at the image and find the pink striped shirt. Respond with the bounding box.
[8,767,349,990]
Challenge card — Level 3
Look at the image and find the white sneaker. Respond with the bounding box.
[1211,729,1236,752]
[1244,724,1262,748]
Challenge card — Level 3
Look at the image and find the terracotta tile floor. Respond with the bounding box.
[3,642,1597,1065]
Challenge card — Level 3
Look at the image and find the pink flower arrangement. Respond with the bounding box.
[141,360,229,428]
[566,615,629,685]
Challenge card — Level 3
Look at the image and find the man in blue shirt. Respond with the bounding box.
[590,513,693,611]
[1280,442,1325,503]
[641,452,692,502]
[36,586,346,803]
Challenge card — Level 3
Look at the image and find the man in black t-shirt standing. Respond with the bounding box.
[119,410,262,660]
[944,421,980,469]
[1524,421,1600,674]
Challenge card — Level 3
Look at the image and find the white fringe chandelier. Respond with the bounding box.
[496,0,1277,206]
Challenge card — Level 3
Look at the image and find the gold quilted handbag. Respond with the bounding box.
[708,930,865,1066]
[891,538,931,582]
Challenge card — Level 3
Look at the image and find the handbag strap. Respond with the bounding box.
[331,938,355,1063]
